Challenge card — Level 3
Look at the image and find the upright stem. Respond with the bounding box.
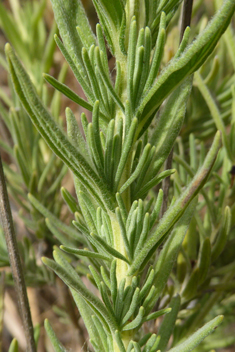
[112,54,134,352]
[0,155,36,352]
[160,0,194,218]
[0,272,5,352]
[180,0,194,41]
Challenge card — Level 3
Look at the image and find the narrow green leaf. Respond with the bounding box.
[127,208,138,251]
[115,60,122,97]
[92,234,130,264]
[133,46,145,108]
[92,101,105,167]
[175,27,191,59]
[168,316,224,352]
[104,119,115,185]
[122,306,145,331]
[116,193,128,225]
[136,27,152,102]
[134,213,150,256]
[144,308,171,323]
[43,73,95,114]
[76,25,96,50]
[89,265,102,290]
[44,319,67,352]
[115,207,131,259]
[110,134,122,189]
[60,246,111,261]
[95,48,125,112]
[132,341,141,352]
[77,190,97,234]
[142,334,160,352]
[61,187,80,214]
[121,288,140,325]
[88,123,106,179]
[96,24,110,73]
[81,47,107,114]
[101,267,111,290]
[144,13,166,94]
[114,117,138,191]
[157,295,181,352]
[100,282,116,319]
[91,315,109,352]
[110,260,118,305]
[142,285,157,312]
[127,17,137,111]
[211,206,231,262]
[115,278,126,319]
[150,189,163,228]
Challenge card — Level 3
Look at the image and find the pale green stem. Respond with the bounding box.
[111,24,141,351]
[110,211,133,351]
[112,56,134,351]
[110,212,132,286]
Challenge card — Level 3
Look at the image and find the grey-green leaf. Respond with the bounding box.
[168,316,224,352]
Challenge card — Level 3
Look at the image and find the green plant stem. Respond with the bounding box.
[0,154,36,352]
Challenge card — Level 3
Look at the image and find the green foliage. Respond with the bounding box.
[1,0,235,351]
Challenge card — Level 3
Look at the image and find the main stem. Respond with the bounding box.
[112,49,135,351]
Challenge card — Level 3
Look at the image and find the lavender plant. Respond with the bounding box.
[2,0,235,351]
